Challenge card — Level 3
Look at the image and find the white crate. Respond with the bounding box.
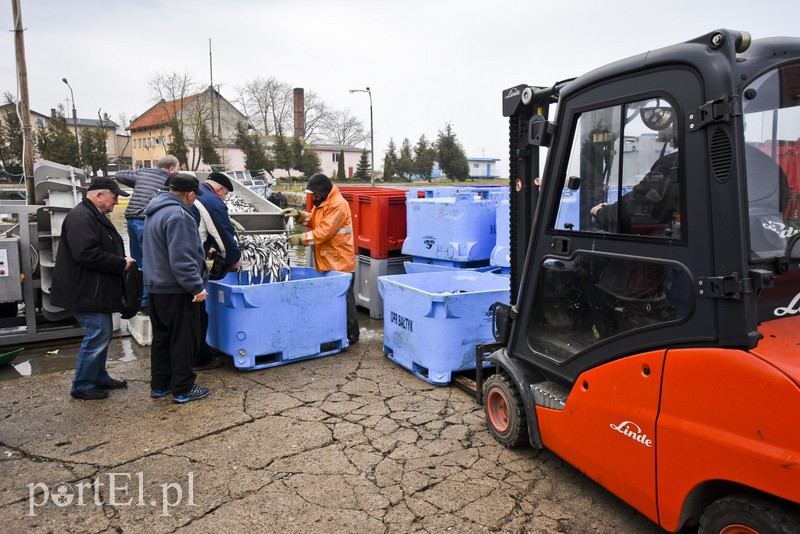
[125,313,152,346]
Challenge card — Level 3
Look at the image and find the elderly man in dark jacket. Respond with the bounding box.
[143,173,210,404]
[115,155,179,312]
[51,177,135,400]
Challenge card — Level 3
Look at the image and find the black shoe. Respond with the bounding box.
[98,378,128,389]
[138,307,150,316]
[193,357,224,371]
[71,388,109,400]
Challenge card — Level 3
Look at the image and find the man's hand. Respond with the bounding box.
[124,257,135,271]
[591,202,608,217]
[287,234,302,246]
[192,289,208,303]
[228,259,243,272]
[281,208,299,218]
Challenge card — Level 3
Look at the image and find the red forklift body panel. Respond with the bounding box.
[750,316,800,387]
[536,351,665,524]
[657,343,800,531]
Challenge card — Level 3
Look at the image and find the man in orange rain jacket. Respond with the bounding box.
[282,173,359,345]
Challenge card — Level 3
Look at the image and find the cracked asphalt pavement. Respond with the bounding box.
[0,319,662,533]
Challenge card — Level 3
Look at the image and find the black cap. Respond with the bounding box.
[88,177,129,197]
[207,172,234,192]
[305,173,332,197]
[167,173,203,195]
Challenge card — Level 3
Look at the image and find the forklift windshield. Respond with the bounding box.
[742,62,800,259]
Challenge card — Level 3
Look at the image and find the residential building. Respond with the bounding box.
[126,86,247,170]
[310,144,367,179]
[467,157,501,178]
[64,114,131,169]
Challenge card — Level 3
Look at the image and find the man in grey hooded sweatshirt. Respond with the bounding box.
[142,173,210,404]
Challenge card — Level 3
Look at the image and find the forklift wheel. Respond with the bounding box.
[699,494,800,534]
[483,373,528,448]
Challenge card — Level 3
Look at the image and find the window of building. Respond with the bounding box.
[332,153,339,162]
[143,160,151,168]
[36,118,44,128]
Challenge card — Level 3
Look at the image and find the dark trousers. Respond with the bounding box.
[346,274,359,343]
[194,304,213,366]
[149,293,201,395]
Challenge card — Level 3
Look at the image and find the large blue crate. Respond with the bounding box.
[401,193,498,262]
[403,260,498,274]
[490,196,510,274]
[206,267,351,370]
[378,271,510,385]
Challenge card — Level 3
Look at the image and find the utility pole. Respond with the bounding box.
[208,38,214,139]
[12,0,36,203]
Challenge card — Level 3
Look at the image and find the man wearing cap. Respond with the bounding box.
[142,173,210,403]
[51,177,135,400]
[115,155,179,313]
[190,172,242,370]
[281,173,360,345]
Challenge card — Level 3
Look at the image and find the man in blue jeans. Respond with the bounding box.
[116,155,179,312]
[51,177,135,400]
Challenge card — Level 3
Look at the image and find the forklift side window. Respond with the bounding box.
[742,62,800,259]
[527,253,691,363]
[554,98,681,239]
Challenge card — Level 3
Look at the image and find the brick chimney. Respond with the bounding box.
[293,88,305,140]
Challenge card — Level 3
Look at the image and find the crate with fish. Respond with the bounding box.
[401,192,499,263]
[378,270,510,385]
[206,267,351,370]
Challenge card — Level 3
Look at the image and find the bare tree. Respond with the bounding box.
[302,90,329,144]
[321,109,368,146]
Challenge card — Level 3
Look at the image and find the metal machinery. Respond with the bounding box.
[0,160,87,345]
[479,29,800,532]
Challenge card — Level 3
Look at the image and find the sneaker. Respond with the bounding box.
[150,388,172,399]
[98,378,128,389]
[173,385,210,404]
[71,388,109,400]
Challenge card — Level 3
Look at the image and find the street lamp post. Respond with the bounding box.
[349,87,374,186]
[61,77,79,149]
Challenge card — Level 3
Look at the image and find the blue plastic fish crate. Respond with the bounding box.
[378,271,510,385]
[205,267,351,370]
[403,260,498,274]
[401,193,498,262]
[490,196,510,272]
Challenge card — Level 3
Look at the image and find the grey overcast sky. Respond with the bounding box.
[3,0,800,176]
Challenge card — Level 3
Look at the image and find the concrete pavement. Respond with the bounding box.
[0,315,662,533]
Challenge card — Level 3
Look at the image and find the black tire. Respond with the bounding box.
[483,373,528,448]
[699,494,800,534]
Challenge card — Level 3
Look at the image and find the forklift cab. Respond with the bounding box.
[486,30,800,532]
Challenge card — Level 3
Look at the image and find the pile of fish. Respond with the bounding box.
[226,194,291,285]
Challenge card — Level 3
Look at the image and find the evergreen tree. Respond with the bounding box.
[395,138,414,180]
[166,118,188,168]
[382,138,398,180]
[290,136,304,173]
[297,148,322,177]
[79,129,108,176]
[355,150,371,181]
[272,130,294,178]
[337,149,346,181]
[413,134,436,182]
[198,123,220,166]
[0,105,24,175]
[36,113,80,168]
[436,123,470,181]
[234,121,274,173]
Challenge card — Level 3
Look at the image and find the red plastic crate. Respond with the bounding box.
[305,186,408,258]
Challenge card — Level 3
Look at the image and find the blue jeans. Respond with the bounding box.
[72,312,114,394]
[127,219,147,308]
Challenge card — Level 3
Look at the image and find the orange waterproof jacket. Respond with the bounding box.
[298,184,356,273]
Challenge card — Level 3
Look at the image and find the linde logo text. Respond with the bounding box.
[609,420,653,447]
[774,292,800,317]
[28,471,195,517]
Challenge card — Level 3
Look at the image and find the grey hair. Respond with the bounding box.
[158,155,179,170]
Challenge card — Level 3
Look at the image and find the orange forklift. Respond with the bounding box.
[480,29,800,532]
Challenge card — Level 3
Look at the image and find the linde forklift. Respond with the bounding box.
[480,29,800,532]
